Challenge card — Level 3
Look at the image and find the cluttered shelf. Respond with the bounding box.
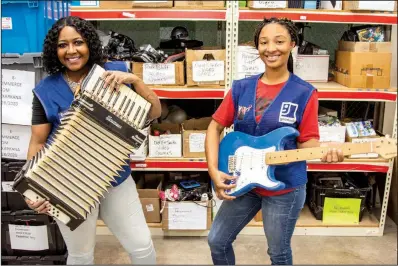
[70,8,227,21]
[148,82,397,101]
[96,206,379,233]
[130,158,391,173]
[238,8,398,24]
[248,205,379,228]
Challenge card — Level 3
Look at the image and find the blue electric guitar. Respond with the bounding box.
[217,127,397,197]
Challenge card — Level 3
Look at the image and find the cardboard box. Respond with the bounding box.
[132,62,185,86]
[319,126,346,143]
[335,51,391,88]
[132,0,173,8]
[319,0,342,10]
[338,41,392,53]
[235,45,265,80]
[137,174,163,223]
[182,117,212,158]
[100,1,132,9]
[186,48,226,87]
[162,201,212,230]
[343,1,397,11]
[148,123,182,158]
[174,0,225,8]
[247,1,287,8]
[293,55,330,82]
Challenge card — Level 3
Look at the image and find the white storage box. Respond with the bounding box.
[293,55,330,82]
[319,126,346,143]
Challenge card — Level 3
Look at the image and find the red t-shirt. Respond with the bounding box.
[213,80,319,197]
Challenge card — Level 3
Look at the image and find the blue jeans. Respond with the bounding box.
[208,185,306,265]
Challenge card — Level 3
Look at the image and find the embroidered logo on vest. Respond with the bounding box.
[279,102,298,124]
[237,105,253,120]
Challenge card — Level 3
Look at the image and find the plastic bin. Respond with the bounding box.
[2,54,47,85]
[1,253,67,265]
[2,161,30,212]
[307,173,372,221]
[1,1,70,55]
[1,210,67,256]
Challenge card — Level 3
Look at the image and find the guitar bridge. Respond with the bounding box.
[228,155,236,173]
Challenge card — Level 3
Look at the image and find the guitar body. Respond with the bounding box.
[217,127,300,197]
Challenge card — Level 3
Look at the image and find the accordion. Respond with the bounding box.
[13,64,151,231]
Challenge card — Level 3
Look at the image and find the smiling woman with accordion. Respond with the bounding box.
[18,16,161,265]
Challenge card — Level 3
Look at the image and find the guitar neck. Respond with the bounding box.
[266,142,374,165]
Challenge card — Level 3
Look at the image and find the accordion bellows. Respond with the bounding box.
[13,64,151,231]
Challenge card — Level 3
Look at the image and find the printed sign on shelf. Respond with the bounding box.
[2,69,35,125]
[2,124,31,160]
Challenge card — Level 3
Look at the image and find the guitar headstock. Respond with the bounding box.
[374,136,397,159]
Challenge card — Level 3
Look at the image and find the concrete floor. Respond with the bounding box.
[94,219,397,265]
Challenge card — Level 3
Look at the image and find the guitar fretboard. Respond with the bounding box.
[265,142,375,165]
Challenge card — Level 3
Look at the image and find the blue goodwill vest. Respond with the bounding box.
[33,61,132,187]
[231,73,316,189]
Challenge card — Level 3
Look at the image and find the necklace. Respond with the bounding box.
[64,72,86,95]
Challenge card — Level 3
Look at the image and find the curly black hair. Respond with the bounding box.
[42,16,106,75]
[253,17,299,72]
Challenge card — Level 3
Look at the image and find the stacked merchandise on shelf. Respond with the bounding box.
[160,172,212,231]
[335,25,392,89]
[307,172,374,222]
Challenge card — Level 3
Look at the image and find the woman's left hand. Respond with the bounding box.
[101,71,139,91]
[320,142,344,163]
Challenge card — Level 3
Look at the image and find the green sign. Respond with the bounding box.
[323,197,362,224]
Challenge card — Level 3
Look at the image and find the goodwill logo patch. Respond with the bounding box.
[279,102,298,124]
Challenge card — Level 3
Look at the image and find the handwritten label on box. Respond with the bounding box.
[2,124,31,160]
[9,225,49,251]
[252,1,287,8]
[2,69,35,125]
[189,133,206,153]
[149,135,181,157]
[192,61,224,82]
[143,63,175,85]
[168,202,207,230]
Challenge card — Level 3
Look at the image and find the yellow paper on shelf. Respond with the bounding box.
[322,198,361,224]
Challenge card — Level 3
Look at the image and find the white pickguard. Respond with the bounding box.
[226,145,279,194]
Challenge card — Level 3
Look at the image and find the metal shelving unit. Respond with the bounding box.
[72,3,397,237]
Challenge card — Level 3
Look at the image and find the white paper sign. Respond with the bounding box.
[2,124,32,160]
[2,17,13,30]
[77,1,99,7]
[293,55,329,82]
[2,181,15,192]
[146,204,154,212]
[149,135,181,157]
[192,61,224,82]
[189,133,206,153]
[358,1,395,11]
[252,1,287,8]
[2,69,35,125]
[236,46,265,79]
[168,202,207,230]
[143,63,175,85]
[9,224,49,251]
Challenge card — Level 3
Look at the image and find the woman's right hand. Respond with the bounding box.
[211,170,237,201]
[25,198,51,215]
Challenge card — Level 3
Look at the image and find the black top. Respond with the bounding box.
[31,94,49,125]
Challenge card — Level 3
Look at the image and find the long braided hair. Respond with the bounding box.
[253,17,299,73]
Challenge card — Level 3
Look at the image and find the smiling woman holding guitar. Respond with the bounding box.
[205,17,345,265]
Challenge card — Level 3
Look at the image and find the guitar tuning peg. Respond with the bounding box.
[385,134,390,139]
